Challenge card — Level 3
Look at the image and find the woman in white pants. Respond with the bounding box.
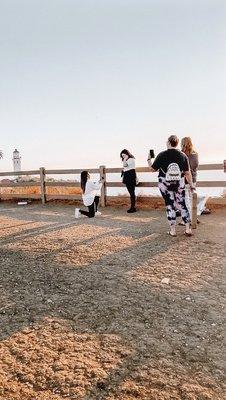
[181,137,199,218]
[181,137,209,221]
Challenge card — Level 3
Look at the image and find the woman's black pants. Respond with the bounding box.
[125,182,136,209]
[80,196,99,218]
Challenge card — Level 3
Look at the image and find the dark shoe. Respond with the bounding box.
[184,231,193,237]
[127,208,137,213]
[201,208,211,215]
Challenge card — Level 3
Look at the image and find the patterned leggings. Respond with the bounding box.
[158,177,190,226]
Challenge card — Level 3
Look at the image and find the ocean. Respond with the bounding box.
[105,170,226,197]
[2,169,224,198]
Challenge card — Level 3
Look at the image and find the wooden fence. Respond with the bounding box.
[0,162,226,228]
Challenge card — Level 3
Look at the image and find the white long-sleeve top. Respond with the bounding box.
[123,158,135,172]
[82,180,102,206]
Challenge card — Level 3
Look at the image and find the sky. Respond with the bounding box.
[0,0,226,171]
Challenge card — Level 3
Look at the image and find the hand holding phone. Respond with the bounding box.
[149,149,155,159]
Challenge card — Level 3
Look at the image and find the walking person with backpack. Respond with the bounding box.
[148,135,195,237]
[120,149,137,213]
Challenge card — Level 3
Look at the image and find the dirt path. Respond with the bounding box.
[0,203,225,400]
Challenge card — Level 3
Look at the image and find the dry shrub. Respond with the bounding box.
[0,186,81,196]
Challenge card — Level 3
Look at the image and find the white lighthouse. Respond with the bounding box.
[13,149,21,172]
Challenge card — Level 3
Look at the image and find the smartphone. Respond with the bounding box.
[149,149,155,159]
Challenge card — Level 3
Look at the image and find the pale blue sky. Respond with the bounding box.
[0,0,225,171]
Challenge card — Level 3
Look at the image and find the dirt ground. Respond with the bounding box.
[0,202,225,400]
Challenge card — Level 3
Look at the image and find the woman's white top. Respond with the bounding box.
[123,158,135,172]
[82,180,102,206]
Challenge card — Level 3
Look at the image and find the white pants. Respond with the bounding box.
[184,184,208,217]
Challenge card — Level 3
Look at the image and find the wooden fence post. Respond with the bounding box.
[39,167,46,205]
[191,191,197,229]
[99,165,106,207]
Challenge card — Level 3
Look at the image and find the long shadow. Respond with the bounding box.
[0,223,184,340]
[0,207,225,398]
[0,208,162,245]
[0,203,75,224]
[0,221,78,244]
[1,208,224,340]
[0,239,224,398]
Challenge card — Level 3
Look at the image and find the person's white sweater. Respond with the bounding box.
[82,180,102,206]
[123,158,135,172]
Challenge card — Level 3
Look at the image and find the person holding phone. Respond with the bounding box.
[120,149,137,213]
[149,149,155,159]
[75,171,102,218]
[148,135,195,237]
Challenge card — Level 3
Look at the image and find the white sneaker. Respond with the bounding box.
[95,211,102,217]
[75,208,81,219]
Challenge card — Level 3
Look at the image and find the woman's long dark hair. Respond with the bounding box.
[81,171,89,193]
[120,149,135,160]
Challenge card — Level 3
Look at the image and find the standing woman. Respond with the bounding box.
[120,149,137,213]
[181,137,199,218]
[181,137,210,217]
[181,137,199,186]
[75,171,102,218]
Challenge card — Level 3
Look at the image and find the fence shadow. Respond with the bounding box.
[0,206,225,399]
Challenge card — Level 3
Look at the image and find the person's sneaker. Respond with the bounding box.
[185,231,193,237]
[201,208,211,215]
[75,208,81,219]
[95,211,102,216]
[127,208,137,213]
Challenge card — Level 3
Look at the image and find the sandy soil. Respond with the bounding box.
[0,202,225,400]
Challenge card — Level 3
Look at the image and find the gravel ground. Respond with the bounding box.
[0,202,225,400]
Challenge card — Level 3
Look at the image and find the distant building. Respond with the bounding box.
[13,149,21,172]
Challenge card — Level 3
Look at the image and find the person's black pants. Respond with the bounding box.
[80,196,99,218]
[125,182,136,209]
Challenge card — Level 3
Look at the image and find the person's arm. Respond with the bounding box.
[148,161,157,173]
[190,153,199,170]
[89,181,102,190]
[122,159,128,169]
[184,156,195,189]
[126,158,135,169]
[184,170,195,189]
[147,153,160,173]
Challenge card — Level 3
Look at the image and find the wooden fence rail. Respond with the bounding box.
[0,162,226,228]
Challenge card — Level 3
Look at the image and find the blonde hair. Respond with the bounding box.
[181,137,195,156]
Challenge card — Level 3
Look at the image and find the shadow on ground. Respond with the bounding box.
[0,203,225,399]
